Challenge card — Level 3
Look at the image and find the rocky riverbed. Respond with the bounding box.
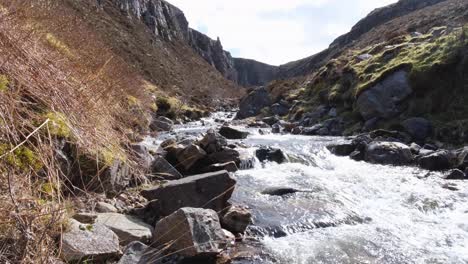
[63,111,468,264]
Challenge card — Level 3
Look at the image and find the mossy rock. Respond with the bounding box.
[0,144,42,172]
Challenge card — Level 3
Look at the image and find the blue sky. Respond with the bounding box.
[170,0,398,65]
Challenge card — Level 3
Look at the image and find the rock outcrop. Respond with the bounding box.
[115,0,277,86]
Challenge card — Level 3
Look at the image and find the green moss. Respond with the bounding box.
[127,95,139,107]
[351,27,466,96]
[0,74,9,92]
[45,112,71,138]
[0,144,42,172]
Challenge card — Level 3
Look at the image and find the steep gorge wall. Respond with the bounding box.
[114,0,277,87]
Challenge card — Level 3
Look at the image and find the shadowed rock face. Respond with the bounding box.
[115,0,278,87]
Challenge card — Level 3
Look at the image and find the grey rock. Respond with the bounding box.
[96,202,118,213]
[445,169,466,180]
[402,118,432,141]
[410,143,422,154]
[219,126,249,139]
[207,148,240,165]
[141,171,236,217]
[350,150,365,161]
[153,208,227,257]
[61,219,120,262]
[150,116,174,132]
[151,155,182,180]
[202,162,238,173]
[365,141,413,165]
[236,87,272,119]
[176,144,206,170]
[270,103,289,116]
[199,129,227,154]
[72,213,97,224]
[356,70,412,120]
[327,143,356,156]
[256,147,287,164]
[117,241,149,264]
[96,213,154,245]
[221,206,252,234]
[272,123,281,134]
[418,150,456,171]
[357,54,373,61]
[262,116,280,126]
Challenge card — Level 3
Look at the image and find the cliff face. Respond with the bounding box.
[115,0,277,87]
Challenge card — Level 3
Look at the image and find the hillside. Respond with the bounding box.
[240,0,468,146]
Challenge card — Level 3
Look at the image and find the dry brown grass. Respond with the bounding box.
[0,1,151,262]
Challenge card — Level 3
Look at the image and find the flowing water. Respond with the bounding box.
[146,112,468,264]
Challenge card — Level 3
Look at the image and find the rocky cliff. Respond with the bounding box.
[115,0,277,87]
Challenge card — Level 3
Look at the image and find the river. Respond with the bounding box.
[145,112,468,264]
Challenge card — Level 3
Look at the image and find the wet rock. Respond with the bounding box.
[199,129,228,154]
[255,147,287,164]
[61,219,120,262]
[356,70,412,120]
[291,126,303,135]
[141,171,236,217]
[327,143,356,156]
[369,129,410,143]
[272,123,281,134]
[262,116,280,126]
[202,161,238,173]
[418,150,456,171]
[445,169,466,180]
[176,144,206,170]
[221,205,252,234]
[96,213,153,245]
[160,138,177,149]
[236,87,272,119]
[219,126,249,139]
[410,143,422,154]
[117,241,149,264]
[150,116,174,132]
[350,150,365,161]
[153,208,227,257]
[96,202,118,213]
[365,141,413,165]
[261,187,300,196]
[422,143,438,151]
[151,155,183,180]
[401,117,433,142]
[207,148,240,165]
[352,134,373,151]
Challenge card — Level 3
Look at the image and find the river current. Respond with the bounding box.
[145,112,468,264]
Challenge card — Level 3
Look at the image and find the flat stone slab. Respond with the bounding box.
[96,213,153,245]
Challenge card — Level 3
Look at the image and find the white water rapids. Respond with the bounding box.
[146,112,468,264]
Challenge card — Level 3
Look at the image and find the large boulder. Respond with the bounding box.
[219,126,249,139]
[236,87,272,119]
[401,117,433,142]
[61,219,120,262]
[150,116,174,132]
[207,148,240,165]
[364,141,413,165]
[96,213,154,245]
[356,70,412,120]
[141,171,236,217]
[176,144,207,171]
[418,150,456,171]
[153,208,227,257]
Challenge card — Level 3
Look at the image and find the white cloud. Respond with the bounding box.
[170,0,398,65]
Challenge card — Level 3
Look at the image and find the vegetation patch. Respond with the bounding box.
[44,112,71,138]
[0,144,42,172]
[0,74,9,92]
[45,33,73,58]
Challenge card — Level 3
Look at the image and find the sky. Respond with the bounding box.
[169,0,398,66]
